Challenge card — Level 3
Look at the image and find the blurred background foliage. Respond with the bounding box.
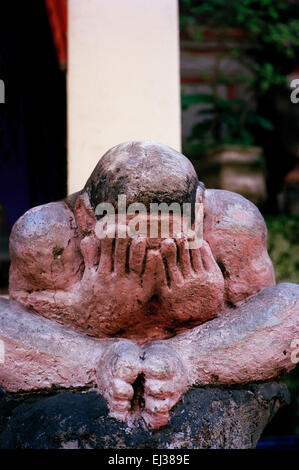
[266,215,299,285]
[180,0,299,152]
[180,1,299,440]
[265,215,299,438]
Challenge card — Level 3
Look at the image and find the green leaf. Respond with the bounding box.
[254,115,275,131]
[181,94,214,110]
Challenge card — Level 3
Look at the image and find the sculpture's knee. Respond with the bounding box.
[270,282,299,304]
[252,282,299,328]
[9,201,83,293]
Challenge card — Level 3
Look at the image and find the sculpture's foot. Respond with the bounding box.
[0,382,289,449]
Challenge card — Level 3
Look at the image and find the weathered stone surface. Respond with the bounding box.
[204,188,275,306]
[0,382,289,449]
[4,140,299,430]
[8,143,276,344]
[0,296,106,392]
[83,141,199,212]
[168,282,299,386]
[9,201,83,292]
[1,285,298,431]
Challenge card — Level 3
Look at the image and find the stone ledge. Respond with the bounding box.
[0,381,290,449]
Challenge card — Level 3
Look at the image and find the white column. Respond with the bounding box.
[68,0,181,194]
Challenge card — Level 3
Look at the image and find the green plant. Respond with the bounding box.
[180,0,299,152]
[265,214,299,436]
[265,214,299,284]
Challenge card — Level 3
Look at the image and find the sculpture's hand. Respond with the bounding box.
[141,342,188,429]
[96,340,142,421]
[21,231,161,338]
[157,238,224,324]
[76,233,157,335]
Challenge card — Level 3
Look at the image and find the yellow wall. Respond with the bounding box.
[68,0,181,193]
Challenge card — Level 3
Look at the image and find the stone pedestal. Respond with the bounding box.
[0,382,289,449]
[199,145,266,206]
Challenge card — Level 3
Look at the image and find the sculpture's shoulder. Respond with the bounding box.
[204,189,267,238]
[203,189,275,305]
[10,201,77,241]
[9,201,83,293]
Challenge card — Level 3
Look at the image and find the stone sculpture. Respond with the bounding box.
[1,141,299,433]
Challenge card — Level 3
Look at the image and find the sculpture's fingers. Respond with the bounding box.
[200,240,219,272]
[129,237,147,275]
[160,239,182,285]
[98,236,114,273]
[114,236,130,275]
[176,237,192,277]
[154,251,168,289]
[80,235,100,268]
[142,249,162,291]
[190,246,204,273]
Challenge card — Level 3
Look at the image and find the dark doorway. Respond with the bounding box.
[0,0,67,229]
[0,0,67,289]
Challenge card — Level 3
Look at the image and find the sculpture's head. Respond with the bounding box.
[84,141,203,214]
[73,141,204,241]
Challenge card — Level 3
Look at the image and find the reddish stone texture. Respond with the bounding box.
[0,283,298,429]
[204,188,275,306]
[3,141,299,429]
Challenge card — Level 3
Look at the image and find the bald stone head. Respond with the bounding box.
[83,141,201,213]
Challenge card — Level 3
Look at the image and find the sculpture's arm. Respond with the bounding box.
[9,201,83,296]
[165,283,299,386]
[204,189,275,306]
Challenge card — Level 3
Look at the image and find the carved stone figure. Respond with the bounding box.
[1,141,299,432]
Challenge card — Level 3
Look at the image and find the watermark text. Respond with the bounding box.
[290,78,299,104]
[94,195,204,249]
